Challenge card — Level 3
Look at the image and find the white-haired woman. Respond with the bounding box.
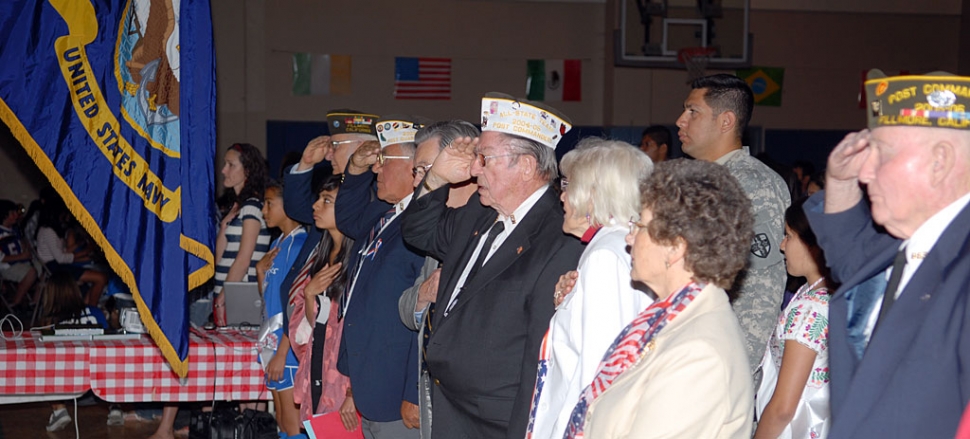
[525,139,654,439]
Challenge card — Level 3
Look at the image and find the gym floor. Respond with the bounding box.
[0,401,162,439]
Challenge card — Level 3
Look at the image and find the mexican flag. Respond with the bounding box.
[526,59,581,102]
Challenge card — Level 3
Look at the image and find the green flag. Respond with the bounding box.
[737,67,784,106]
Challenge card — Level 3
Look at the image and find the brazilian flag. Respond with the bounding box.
[738,67,785,107]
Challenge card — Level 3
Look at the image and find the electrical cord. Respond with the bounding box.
[72,395,79,439]
[0,313,24,340]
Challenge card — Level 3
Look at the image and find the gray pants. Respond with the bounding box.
[362,418,420,439]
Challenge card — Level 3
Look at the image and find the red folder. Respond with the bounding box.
[303,410,364,439]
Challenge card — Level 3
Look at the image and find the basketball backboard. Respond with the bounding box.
[615,0,752,69]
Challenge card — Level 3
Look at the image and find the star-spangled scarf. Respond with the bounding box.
[562,281,704,439]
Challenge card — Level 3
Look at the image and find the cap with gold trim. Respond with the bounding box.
[326,109,380,135]
[375,115,433,148]
[866,69,970,130]
[480,92,572,149]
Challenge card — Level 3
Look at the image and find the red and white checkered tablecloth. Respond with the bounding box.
[0,334,90,395]
[90,329,268,402]
[1,329,268,403]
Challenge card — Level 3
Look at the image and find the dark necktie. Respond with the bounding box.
[444,220,505,314]
[339,208,396,321]
[874,248,907,333]
[465,220,505,284]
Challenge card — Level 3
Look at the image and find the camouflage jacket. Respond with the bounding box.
[718,147,791,374]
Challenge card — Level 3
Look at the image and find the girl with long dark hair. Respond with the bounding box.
[287,175,358,432]
[755,198,834,439]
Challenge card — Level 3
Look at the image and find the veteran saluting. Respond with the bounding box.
[804,70,970,438]
[401,93,584,439]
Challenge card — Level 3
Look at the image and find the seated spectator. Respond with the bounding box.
[0,199,39,308]
[41,271,109,432]
[21,186,58,244]
[34,201,107,306]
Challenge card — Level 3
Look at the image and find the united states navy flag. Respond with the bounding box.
[0,0,216,376]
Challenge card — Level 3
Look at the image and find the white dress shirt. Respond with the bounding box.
[863,191,970,345]
[444,186,547,315]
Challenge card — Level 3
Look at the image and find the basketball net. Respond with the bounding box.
[678,47,717,84]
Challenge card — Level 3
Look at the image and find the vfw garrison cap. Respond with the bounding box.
[375,115,434,148]
[327,109,379,135]
[866,69,970,130]
[480,92,572,149]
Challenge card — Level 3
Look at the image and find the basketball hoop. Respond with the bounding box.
[678,47,717,84]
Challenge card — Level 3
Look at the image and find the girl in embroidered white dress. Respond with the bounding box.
[755,198,833,439]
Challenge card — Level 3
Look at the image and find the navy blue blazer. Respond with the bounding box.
[334,171,423,422]
[805,192,970,439]
[401,184,584,439]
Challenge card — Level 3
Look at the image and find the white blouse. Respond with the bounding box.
[756,282,831,439]
[528,225,653,439]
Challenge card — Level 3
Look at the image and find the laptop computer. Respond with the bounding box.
[223,282,263,327]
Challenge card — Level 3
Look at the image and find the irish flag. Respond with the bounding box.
[292,53,352,96]
[526,59,581,102]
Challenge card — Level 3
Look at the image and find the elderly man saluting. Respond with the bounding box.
[804,70,970,438]
[402,93,584,439]
[334,115,430,438]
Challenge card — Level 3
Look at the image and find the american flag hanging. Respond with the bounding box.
[394,57,451,100]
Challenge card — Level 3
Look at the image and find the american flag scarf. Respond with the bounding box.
[562,282,703,439]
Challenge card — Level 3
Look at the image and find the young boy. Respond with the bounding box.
[0,199,38,308]
[256,181,307,438]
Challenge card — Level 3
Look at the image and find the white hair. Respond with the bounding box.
[560,138,654,226]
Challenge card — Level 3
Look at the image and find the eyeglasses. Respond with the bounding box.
[412,164,433,178]
[560,177,569,192]
[628,218,648,236]
[330,139,359,146]
[377,152,412,166]
[475,153,521,167]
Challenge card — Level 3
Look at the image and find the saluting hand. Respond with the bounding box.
[827,129,872,184]
[297,135,332,172]
[347,140,381,175]
[426,136,477,188]
[824,129,871,213]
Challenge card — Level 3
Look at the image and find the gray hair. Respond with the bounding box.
[414,120,481,150]
[503,133,559,182]
[560,137,654,226]
[395,142,417,155]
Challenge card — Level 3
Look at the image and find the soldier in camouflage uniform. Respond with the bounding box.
[674,74,791,375]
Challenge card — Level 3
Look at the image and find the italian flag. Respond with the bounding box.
[526,59,581,102]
